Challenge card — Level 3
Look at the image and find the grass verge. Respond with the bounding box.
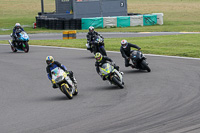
[1,34,199,58]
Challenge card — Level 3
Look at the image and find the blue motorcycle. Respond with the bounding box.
[9,31,29,53]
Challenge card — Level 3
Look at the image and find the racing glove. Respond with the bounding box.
[111,62,115,66]
[51,79,56,84]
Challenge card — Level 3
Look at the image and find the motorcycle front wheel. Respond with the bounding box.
[141,60,151,72]
[61,84,73,99]
[99,47,107,56]
[11,46,17,52]
[22,42,29,53]
[112,76,124,89]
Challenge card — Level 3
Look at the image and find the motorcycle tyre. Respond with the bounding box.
[100,47,107,56]
[61,84,73,99]
[112,76,124,89]
[73,88,78,95]
[11,46,17,52]
[141,60,151,72]
[23,42,29,53]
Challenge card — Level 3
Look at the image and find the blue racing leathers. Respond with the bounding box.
[12,27,24,37]
[46,61,67,81]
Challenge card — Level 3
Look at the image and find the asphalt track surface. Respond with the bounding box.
[1,44,200,133]
[0,32,199,40]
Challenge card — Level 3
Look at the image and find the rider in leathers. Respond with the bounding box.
[120,40,141,68]
[95,52,121,80]
[12,23,25,46]
[46,56,77,88]
[86,26,103,52]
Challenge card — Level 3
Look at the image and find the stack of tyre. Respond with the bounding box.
[35,17,82,30]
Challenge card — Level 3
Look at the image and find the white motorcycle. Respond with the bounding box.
[51,67,78,99]
[99,63,124,89]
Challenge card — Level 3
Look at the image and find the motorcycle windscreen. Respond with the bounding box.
[131,50,142,60]
[51,67,64,83]
[19,31,29,41]
[100,63,114,76]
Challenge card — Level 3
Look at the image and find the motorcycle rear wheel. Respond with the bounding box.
[11,46,17,52]
[61,84,73,99]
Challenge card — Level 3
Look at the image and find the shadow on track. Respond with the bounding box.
[122,69,150,74]
[80,56,94,60]
[36,96,72,101]
[93,85,124,91]
[0,51,26,54]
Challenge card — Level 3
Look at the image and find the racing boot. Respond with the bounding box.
[131,64,136,69]
[52,84,58,89]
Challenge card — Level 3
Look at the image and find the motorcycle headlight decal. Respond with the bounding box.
[63,72,67,78]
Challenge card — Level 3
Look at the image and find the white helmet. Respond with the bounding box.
[121,40,128,48]
[89,26,94,33]
[15,23,21,27]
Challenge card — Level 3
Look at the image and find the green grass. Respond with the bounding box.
[1,34,199,58]
[0,0,200,34]
[1,0,199,58]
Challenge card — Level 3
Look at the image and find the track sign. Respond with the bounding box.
[120,2,124,7]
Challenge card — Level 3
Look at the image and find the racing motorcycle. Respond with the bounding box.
[51,67,78,99]
[86,35,107,56]
[130,50,151,72]
[99,63,124,89]
[8,31,29,53]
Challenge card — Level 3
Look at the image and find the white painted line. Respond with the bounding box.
[1,43,200,60]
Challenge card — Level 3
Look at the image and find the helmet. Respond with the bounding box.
[89,26,94,33]
[15,23,21,29]
[95,52,102,62]
[46,56,54,65]
[121,40,128,48]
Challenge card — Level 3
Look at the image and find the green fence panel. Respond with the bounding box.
[143,15,157,26]
[81,17,103,30]
[117,16,130,27]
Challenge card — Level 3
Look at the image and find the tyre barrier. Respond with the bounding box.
[69,30,76,39]
[63,30,76,39]
[35,17,82,30]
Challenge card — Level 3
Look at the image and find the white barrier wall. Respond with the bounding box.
[130,15,143,26]
[103,17,117,28]
[152,13,164,25]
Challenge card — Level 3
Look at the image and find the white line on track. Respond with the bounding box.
[1,43,200,61]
